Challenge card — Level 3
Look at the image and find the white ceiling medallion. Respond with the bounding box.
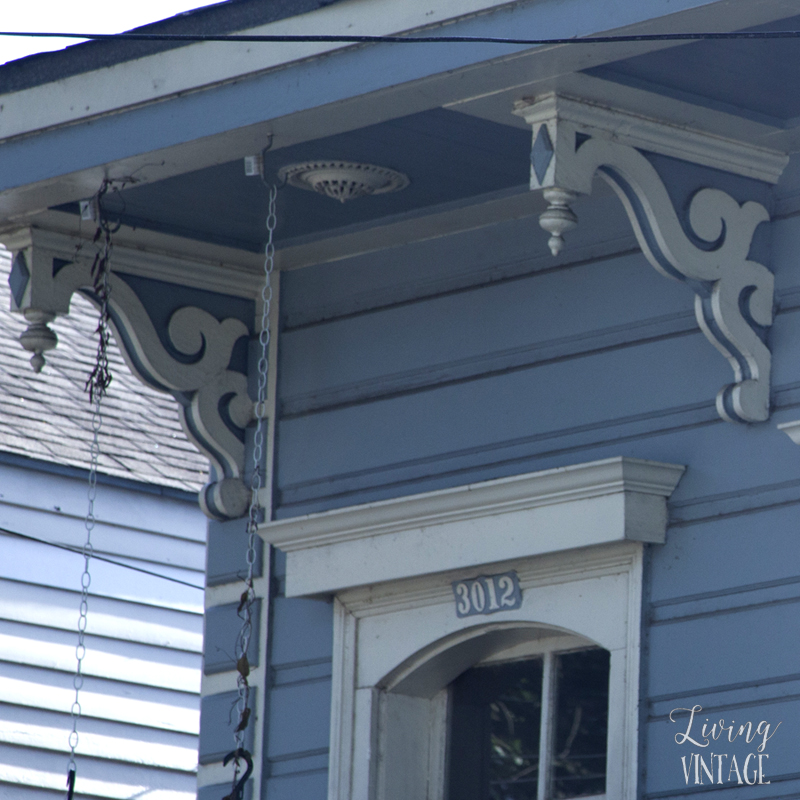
[277,161,410,203]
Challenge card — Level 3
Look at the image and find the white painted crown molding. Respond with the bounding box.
[258,456,685,597]
[515,94,788,184]
[514,93,783,424]
[1,226,259,520]
[2,213,265,297]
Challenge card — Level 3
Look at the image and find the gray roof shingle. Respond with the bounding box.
[0,251,208,492]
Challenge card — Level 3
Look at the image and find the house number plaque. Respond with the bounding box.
[452,571,522,618]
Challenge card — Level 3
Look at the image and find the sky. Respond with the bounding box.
[1,2,217,65]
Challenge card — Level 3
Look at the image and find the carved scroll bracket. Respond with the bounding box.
[514,93,789,424]
[2,227,259,520]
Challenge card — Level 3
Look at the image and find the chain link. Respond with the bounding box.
[228,184,277,795]
[68,219,111,785]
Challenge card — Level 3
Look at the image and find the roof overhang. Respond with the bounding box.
[0,0,797,230]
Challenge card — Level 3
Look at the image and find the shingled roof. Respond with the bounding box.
[0,250,208,492]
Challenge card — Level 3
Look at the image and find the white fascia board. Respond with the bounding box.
[0,0,771,145]
[0,0,519,143]
[258,456,684,596]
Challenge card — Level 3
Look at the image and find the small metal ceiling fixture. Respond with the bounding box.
[277,161,410,203]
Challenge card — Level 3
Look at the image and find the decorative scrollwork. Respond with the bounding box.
[107,286,253,519]
[515,94,781,423]
[2,227,255,519]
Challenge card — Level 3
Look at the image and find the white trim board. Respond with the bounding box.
[514,93,788,184]
[0,219,264,299]
[258,456,685,597]
[1,0,792,146]
[329,540,646,800]
[451,70,800,154]
[0,0,522,143]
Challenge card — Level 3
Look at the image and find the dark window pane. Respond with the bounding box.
[551,649,610,799]
[448,659,543,800]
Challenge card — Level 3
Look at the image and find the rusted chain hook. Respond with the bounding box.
[222,748,253,800]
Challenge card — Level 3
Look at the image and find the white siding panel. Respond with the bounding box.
[0,464,205,542]
[0,248,206,798]
[0,744,195,800]
[0,580,202,650]
[0,621,201,692]
[0,467,206,798]
[0,664,199,733]
[0,533,203,612]
[0,502,206,570]
[0,707,197,769]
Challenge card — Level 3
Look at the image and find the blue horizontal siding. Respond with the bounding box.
[268,153,800,800]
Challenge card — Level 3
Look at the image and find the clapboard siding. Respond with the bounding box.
[270,152,800,798]
[276,331,726,514]
[0,706,198,768]
[0,503,205,572]
[0,468,205,799]
[255,550,332,800]
[0,581,201,650]
[278,250,694,412]
[279,185,636,330]
[2,536,202,614]
[0,741,196,799]
[275,201,735,517]
[0,662,199,733]
[637,155,800,799]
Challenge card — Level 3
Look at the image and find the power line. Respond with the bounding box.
[0,526,205,590]
[0,30,798,46]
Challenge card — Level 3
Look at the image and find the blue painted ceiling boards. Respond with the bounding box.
[583,14,800,126]
[43,11,800,254]
[55,108,531,252]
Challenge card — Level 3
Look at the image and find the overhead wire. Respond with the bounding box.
[0,526,205,590]
[0,30,798,46]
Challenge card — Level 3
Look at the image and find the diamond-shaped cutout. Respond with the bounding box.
[9,251,30,309]
[531,124,554,184]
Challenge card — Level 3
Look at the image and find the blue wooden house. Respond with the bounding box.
[0,1,799,799]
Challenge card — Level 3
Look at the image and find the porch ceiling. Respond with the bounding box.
[49,9,800,255]
[584,13,800,127]
[54,109,532,253]
[2,0,800,259]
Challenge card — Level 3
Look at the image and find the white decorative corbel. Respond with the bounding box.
[2,227,256,520]
[514,94,788,424]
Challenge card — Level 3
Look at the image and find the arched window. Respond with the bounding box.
[261,457,684,800]
[448,646,610,800]
[365,623,615,800]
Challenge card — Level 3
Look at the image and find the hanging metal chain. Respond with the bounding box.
[226,184,277,800]
[67,197,114,800]
[85,188,115,401]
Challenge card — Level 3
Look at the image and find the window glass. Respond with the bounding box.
[447,648,609,800]
[449,658,543,800]
[552,649,610,799]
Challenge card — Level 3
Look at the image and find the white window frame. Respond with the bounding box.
[450,633,612,800]
[257,456,684,800]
